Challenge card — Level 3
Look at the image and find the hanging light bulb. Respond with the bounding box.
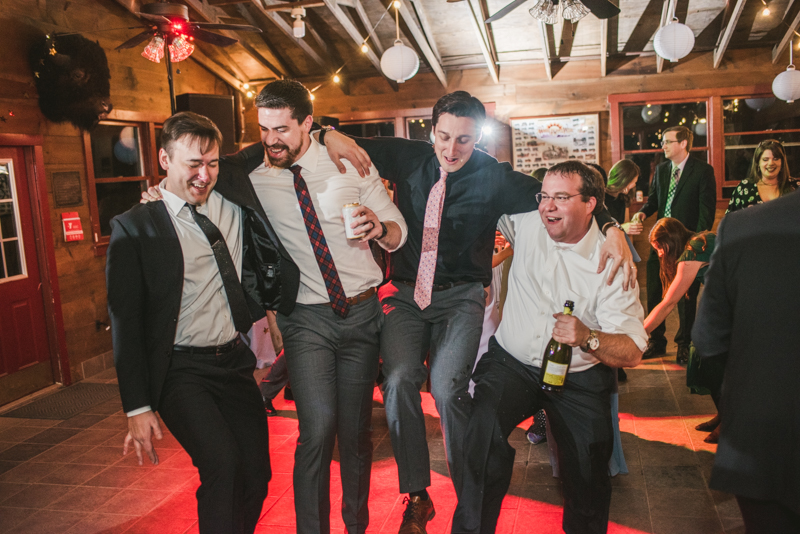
[310,93,315,101]
[142,35,165,63]
[242,83,250,90]
[246,90,254,98]
[333,74,341,83]
[361,43,369,53]
[169,34,195,62]
[291,7,306,39]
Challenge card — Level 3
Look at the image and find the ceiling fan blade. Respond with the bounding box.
[485,0,529,23]
[136,12,172,24]
[193,23,262,32]
[116,30,155,50]
[581,0,620,19]
[186,27,239,47]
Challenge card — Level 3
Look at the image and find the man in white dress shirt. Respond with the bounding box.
[107,112,272,534]
[248,80,407,534]
[452,161,646,534]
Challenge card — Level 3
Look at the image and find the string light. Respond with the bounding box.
[246,90,254,98]
[243,83,250,89]
[361,43,369,53]
[333,74,341,83]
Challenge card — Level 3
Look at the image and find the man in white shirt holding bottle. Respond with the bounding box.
[452,161,646,534]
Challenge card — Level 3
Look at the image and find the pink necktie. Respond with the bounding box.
[414,167,448,309]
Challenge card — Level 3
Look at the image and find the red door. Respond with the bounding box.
[0,147,54,405]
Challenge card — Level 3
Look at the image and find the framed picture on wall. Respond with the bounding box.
[510,114,599,174]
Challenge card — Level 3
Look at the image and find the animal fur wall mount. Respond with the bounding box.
[30,33,113,131]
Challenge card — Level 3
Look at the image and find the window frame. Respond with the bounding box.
[609,85,776,209]
[83,110,166,255]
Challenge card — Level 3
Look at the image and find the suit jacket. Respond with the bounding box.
[692,189,800,512]
[107,144,299,414]
[640,156,716,231]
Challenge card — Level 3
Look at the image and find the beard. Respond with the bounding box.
[264,141,302,169]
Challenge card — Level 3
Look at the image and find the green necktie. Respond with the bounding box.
[664,166,679,217]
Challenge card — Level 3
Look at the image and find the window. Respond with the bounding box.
[722,97,800,196]
[0,160,26,281]
[620,101,709,194]
[338,121,395,138]
[406,118,431,142]
[84,119,162,253]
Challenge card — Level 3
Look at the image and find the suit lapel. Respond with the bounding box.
[146,201,184,284]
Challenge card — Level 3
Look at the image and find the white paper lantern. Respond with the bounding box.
[772,65,800,103]
[380,40,419,83]
[745,97,775,111]
[653,21,695,62]
[694,122,707,137]
[641,105,662,124]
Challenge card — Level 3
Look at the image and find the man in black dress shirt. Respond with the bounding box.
[320,91,635,534]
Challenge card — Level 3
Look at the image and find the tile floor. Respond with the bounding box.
[0,353,742,534]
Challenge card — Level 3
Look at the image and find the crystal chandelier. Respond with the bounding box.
[529,0,590,24]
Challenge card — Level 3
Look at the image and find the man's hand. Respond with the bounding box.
[347,205,383,242]
[598,227,636,290]
[632,212,646,223]
[323,130,373,177]
[140,186,163,204]
[123,411,163,466]
[551,312,590,347]
[621,220,643,235]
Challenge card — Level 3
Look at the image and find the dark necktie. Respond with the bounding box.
[187,203,252,333]
[290,165,350,318]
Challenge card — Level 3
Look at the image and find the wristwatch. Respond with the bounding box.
[373,221,388,241]
[582,329,600,353]
[318,125,333,145]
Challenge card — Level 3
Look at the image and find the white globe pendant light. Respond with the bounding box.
[380,2,420,83]
[653,18,695,62]
[773,42,800,103]
[381,40,419,83]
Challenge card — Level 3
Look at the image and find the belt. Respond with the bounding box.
[395,280,473,292]
[173,337,242,356]
[346,286,377,306]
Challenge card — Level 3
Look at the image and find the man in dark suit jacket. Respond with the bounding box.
[107,112,296,534]
[633,125,716,362]
[692,189,800,533]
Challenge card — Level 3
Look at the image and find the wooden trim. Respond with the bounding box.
[83,130,102,250]
[0,134,44,146]
[107,109,169,124]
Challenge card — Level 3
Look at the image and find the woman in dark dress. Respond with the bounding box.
[727,139,798,213]
[646,218,722,443]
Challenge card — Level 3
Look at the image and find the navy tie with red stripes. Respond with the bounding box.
[290,165,350,318]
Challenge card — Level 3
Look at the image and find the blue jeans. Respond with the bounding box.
[378,281,486,496]
[277,296,381,534]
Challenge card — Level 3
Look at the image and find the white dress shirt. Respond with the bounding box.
[160,183,243,347]
[496,212,647,373]
[249,136,407,305]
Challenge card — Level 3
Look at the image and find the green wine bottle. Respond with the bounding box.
[540,300,575,392]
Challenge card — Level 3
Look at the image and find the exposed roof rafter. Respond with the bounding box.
[537,20,553,80]
[465,0,500,83]
[713,0,748,68]
[772,8,800,64]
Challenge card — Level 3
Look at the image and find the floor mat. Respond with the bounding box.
[1,382,120,420]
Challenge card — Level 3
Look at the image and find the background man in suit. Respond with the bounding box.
[692,190,800,533]
[108,112,275,534]
[633,125,716,363]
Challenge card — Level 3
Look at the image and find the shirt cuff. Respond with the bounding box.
[126,406,152,417]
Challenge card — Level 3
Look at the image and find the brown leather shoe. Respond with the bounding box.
[398,496,435,534]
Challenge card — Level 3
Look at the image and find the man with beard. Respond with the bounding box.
[222,80,407,534]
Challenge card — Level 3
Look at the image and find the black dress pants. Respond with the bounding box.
[159,342,271,534]
[453,338,615,534]
[646,248,701,348]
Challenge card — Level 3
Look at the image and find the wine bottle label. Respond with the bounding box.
[542,361,569,386]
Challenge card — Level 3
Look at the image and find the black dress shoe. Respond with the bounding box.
[676,345,690,364]
[642,342,667,360]
[264,398,277,416]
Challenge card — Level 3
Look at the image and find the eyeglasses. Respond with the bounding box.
[535,192,581,204]
[661,139,680,146]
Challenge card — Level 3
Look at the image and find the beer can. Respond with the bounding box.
[635,190,644,202]
[342,203,365,240]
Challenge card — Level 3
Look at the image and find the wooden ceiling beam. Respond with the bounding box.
[395,0,447,87]
[655,0,675,73]
[258,0,326,10]
[235,3,294,77]
[352,0,384,55]
[464,0,499,83]
[408,0,442,64]
[476,0,501,83]
[537,21,553,80]
[772,8,800,64]
[251,0,330,69]
[600,19,607,77]
[713,0,747,68]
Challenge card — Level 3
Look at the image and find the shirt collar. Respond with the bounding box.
[550,218,600,262]
[673,153,690,174]
[158,179,216,216]
[265,133,320,177]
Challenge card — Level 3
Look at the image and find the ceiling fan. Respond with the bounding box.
[485,0,619,24]
[116,1,262,113]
